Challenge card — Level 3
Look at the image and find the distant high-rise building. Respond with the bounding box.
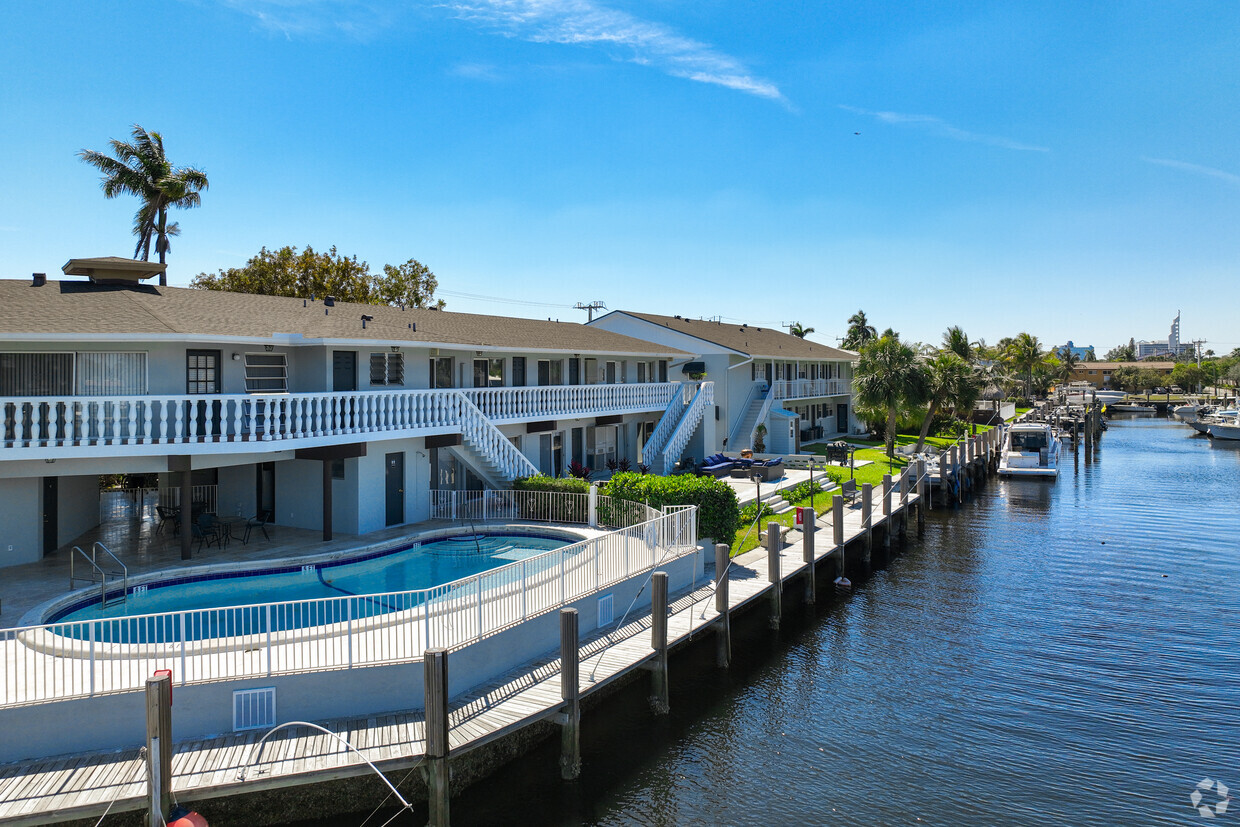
[1134,311,1192,359]
[1055,340,1095,359]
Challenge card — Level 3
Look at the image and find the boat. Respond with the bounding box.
[997,422,1062,478]
[1208,422,1240,441]
[1109,402,1157,413]
[1063,382,1126,405]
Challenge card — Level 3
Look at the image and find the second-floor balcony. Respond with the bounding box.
[770,378,848,400]
[0,382,682,460]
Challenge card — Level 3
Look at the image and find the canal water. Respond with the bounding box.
[309,416,1240,826]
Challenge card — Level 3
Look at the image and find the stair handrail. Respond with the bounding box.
[69,541,127,608]
[661,382,713,471]
[454,393,538,481]
[746,383,777,450]
[727,380,764,449]
[644,383,690,459]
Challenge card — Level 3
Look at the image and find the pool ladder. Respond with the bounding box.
[69,541,128,609]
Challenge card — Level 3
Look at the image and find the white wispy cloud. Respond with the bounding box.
[449,61,505,81]
[1142,157,1240,188]
[840,105,1049,152]
[442,0,785,102]
[215,0,397,39]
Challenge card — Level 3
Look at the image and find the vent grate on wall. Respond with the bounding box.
[597,594,615,627]
[233,687,277,732]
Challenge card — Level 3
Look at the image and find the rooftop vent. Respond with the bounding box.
[361,314,373,329]
[61,257,166,286]
[324,296,336,307]
[32,273,46,287]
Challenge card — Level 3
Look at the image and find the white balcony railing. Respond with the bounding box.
[0,383,680,457]
[461,382,678,423]
[770,378,848,400]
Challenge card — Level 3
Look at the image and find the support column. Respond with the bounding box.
[714,544,731,668]
[881,474,892,551]
[321,459,333,542]
[179,468,192,561]
[801,507,816,604]
[145,672,173,827]
[861,483,873,565]
[766,521,782,629]
[423,648,450,827]
[649,572,669,714]
[917,459,927,534]
[558,609,580,780]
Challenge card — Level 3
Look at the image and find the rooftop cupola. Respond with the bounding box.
[61,257,167,286]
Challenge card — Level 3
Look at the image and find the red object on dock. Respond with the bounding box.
[795,507,804,525]
[153,668,173,705]
[168,812,208,827]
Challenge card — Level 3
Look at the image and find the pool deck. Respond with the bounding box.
[0,489,927,826]
[1,510,602,631]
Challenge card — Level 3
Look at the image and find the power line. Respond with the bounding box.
[437,289,571,309]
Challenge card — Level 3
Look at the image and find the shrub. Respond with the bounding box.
[602,472,740,543]
[783,479,824,502]
[567,461,593,481]
[739,501,775,525]
[513,475,590,494]
[513,475,589,521]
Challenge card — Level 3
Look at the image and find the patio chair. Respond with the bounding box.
[243,510,272,544]
[155,505,178,535]
[194,512,224,551]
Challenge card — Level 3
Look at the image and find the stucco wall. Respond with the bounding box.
[56,474,101,548]
[0,477,41,565]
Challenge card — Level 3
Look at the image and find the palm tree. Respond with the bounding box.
[788,322,815,339]
[80,125,208,285]
[842,310,877,350]
[913,352,970,452]
[1054,346,1082,387]
[942,326,977,363]
[853,334,928,459]
[1004,332,1044,399]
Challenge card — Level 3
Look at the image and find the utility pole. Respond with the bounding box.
[574,301,607,323]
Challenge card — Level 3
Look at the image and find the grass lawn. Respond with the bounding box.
[731,483,841,555]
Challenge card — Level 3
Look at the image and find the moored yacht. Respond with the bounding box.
[998,421,1062,478]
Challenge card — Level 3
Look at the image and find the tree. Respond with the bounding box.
[1170,363,1206,392]
[842,310,877,350]
[942,326,977,363]
[788,322,815,339]
[913,352,970,453]
[79,125,208,284]
[1004,332,1044,399]
[191,246,444,308]
[1054,346,1082,386]
[852,334,928,459]
[1103,343,1136,362]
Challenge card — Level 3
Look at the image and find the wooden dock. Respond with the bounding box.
[0,431,1002,826]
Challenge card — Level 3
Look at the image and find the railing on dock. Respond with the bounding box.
[1,498,698,708]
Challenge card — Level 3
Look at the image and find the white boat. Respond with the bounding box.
[998,422,1062,478]
[1063,382,1126,405]
[1208,422,1240,441]
[1109,402,1157,413]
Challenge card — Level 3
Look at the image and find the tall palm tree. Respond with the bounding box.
[1054,346,1082,386]
[788,322,815,339]
[1004,332,1044,399]
[842,310,877,350]
[853,334,928,459]
[80,125,208,285]
[913,352,970,452]
[942,325,977,363]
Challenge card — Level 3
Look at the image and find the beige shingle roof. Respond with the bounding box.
[607,311,856,360]
[0,280,687,356]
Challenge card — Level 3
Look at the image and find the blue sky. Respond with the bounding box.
[1,1,1237,354]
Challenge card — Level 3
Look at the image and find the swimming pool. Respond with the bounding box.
[48,531,575,643]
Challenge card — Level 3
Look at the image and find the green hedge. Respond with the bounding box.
[602,472,739,543]
[513,475,590,494]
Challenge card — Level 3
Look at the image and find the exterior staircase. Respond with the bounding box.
[729,382,773,452]
[446,393,538,487]
[651,382,713,475]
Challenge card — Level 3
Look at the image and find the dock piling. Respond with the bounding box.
[558,609,580,780]
[801,507,816,604]
[767,521,782,629]
[423,648,451,827]
[881,474,892,551]
[861,484,873,565]
[916,459,927,533]
[714,544,731,668]
[649,571,669,714]
[144,672,172,827]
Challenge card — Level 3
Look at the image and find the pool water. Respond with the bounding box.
[50,533,572,642]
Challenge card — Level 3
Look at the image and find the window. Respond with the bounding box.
[244,353,288,393]
[0,353,73,396]
[512,357,526,387]
[430,357,453,388]
[584,358,598,384]
[473,358,504,387]
[187,350,221,394]
[370,352,404,386]
[537,359,563,386]
[637,362,647,383]
[75,352,147,395]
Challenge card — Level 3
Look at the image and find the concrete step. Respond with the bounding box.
[771,502,795,515]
